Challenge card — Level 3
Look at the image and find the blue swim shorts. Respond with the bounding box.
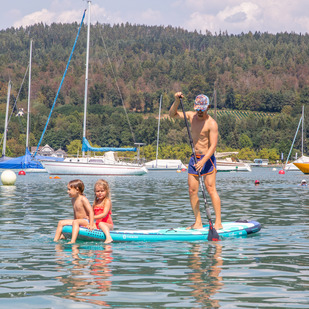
[188,154,216,176]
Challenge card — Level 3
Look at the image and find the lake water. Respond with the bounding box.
[0,167,309,308]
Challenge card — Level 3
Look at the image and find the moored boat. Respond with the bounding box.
[145,159,187,171]
[38,1,147,176]
[216,158,252,172]
[42,150,147,176]
[293,161,309,174]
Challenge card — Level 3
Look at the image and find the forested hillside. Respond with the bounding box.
[0,22,308,161]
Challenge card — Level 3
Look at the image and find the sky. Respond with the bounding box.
[1,0,309,35]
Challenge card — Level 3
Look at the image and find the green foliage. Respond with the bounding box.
[67,140,82,155]
[1,23,309,161]
[238,148,257,161]
[240,134,253,148]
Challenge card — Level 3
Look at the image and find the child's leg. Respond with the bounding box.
[98,222,113,244]
[68,219,89,244]
[54,219,74,241]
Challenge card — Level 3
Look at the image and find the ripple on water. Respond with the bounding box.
[0,169,309,308]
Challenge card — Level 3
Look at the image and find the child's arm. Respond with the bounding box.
[94,199,112,220]
[83,197,96,230]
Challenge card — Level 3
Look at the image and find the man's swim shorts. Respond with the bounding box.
[188,154,217,176]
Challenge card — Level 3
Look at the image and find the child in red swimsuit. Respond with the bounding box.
[93,179,113,244]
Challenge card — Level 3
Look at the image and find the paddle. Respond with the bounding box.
[179,97,220,241]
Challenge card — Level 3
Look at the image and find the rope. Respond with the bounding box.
[95,21,136,143]
[33,9,86,157]
[0,66,29,148]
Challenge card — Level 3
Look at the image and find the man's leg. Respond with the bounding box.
[187,174,203,229]
[204,172,222,230]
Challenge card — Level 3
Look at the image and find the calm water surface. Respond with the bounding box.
[0,167,309,308]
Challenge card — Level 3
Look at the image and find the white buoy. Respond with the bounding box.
[1,170,17,185]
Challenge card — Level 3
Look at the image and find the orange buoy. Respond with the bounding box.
[54,176,61,179]
[18,170,26,175]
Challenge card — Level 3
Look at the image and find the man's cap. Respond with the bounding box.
[194,94,209,111]
[301,179,307,183]
[255,180,260,184]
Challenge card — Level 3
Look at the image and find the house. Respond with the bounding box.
[30,144,66,158]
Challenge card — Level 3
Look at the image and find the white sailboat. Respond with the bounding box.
[145,95,187,171]
[41,1,147,176]
[285,105,309,172]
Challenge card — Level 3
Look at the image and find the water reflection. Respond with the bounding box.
[186,243,223,308]
[55,244,113,307]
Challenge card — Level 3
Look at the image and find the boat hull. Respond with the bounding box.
[62,220,261,242]
[145,159,187,171]
[293,162,309,174]
[216,161,252,172]
[41,160,147,176]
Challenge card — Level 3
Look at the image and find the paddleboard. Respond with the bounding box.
[62,220,261,242]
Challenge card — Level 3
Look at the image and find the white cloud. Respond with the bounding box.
[13,8,81,28]
[12,4,121,28]
[183,1,309,34]
[6,0,309,34]
[140,9,162,25]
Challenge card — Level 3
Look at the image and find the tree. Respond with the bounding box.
[67,140,82,155]
[240,134,253,148]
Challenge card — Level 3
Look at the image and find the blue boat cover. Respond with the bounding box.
[0,148,63,170]
[82,137,137,152]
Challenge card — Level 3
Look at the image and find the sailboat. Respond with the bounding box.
[145,95,187,171]
[0,80,12,163]
[0,41,63,172]
[41,1,147,176]
[285,105,309,173]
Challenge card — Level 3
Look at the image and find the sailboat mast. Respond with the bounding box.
[82,0,91,157]
[302,105,304,156]
[26,40,32,150]
[155,95,162,167]
[2,81,11,157]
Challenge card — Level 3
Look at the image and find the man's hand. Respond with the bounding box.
[194,157,207,173]
[175,92,184,100]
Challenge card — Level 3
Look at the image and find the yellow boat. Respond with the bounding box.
[293,162,309,174]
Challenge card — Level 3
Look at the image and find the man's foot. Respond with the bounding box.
[214,223,223,230]
[186,223,203,230]
[104,238,113,244]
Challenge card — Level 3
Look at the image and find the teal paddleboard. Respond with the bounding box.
[62,220,261,242]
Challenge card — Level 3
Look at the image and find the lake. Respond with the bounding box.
[0,167,308,308]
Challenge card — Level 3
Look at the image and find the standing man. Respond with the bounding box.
[169,92,222,230]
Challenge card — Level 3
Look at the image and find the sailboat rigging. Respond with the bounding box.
[285,105,309,172]
[145,95,187,171]
[0,40,63,172]
[41,0,147,176]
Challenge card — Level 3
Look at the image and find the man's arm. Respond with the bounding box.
[169,92,184,119]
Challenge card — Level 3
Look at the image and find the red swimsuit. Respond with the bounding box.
[94,204,113,229]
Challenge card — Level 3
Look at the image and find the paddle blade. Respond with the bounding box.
[207,221,220,241]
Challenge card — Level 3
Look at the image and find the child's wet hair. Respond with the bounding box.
[68,179,85,194]
[94,179,110,199]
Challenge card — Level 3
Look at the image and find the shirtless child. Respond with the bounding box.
[54,179,96,244]
[169,92,222,230]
